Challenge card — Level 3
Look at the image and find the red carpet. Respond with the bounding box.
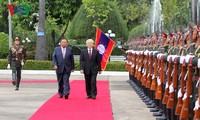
[29,80,113,120]
[0,80,57,83]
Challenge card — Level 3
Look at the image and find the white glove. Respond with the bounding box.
[177,89,183,98]
[180,56,185,64]
[198,59,200,68]
[131,64,135,68]
[169,83,174,93]
[7,64,10,69]
[165,82,169,89]
[157,78,161,86]
[136,65,138,69]
[152,75,155,79]
[21,61,24,66]
[194,99,200,111]
[182,93,187,100]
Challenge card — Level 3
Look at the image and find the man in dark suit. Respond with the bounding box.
[52,38,75,99]
[80,39,102,99]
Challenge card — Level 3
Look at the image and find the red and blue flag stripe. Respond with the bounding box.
[95,28,115,71]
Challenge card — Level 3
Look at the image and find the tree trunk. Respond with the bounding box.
[35,0,47,60]
[51,30,55,48]
[197,0,200,24]
[55,19,69,46]
[192,0,197,24]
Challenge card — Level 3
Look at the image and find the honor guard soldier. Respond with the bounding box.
[7,36,27,91]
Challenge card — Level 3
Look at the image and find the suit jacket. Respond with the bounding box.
[52,46,75,74]
[80,48,101,75]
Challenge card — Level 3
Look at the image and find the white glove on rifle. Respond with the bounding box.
[177,89,182,98]
[169,83,174,93]
[21,61,24,66]
[157,78,161,86]
[198,59,200,68]
[165,82,169,89]
[194,99,200,111]
[182,93,187,100]
[7,64,10,69]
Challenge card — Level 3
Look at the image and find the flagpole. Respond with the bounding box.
[8,0,12,48]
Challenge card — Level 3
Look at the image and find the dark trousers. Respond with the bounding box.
[11,62,22,88]
[56,71,70,96]
[84,74,97,97]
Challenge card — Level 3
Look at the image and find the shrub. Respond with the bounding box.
[67,2,128,42]
[105,61,126,71]
[111,46,125,55]
[0,32,9,58]
[0,59,126,71]
[128,24,146,40]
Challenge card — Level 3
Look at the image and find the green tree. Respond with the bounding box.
[67,2,128,42]
[46,0,82,44]
[115,0,151,31]
[160,0,188,31]
[0,0,82,60]
[82,0,112,27]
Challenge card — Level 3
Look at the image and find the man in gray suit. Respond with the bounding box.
[80,39,102,99]
[52,38,75,99]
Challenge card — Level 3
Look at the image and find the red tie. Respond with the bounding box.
[89,49,92,58]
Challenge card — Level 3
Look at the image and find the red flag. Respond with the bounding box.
[95,28,115,71]
[7,4,15,15]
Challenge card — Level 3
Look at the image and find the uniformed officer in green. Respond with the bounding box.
[7,36,27,91]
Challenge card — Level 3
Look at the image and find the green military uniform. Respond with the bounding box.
[8,37,27,90]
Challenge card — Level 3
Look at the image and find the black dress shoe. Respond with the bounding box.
[64,95,69,99]
[59,96,63,98]
[86,96,92,99]
[15,87,19,91]
[92,96,96,99]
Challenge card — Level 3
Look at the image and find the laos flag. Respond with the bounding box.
[95,28,115,71]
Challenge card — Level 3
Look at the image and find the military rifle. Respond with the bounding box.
[125,50,131,71]
[180,57,193,119]
[155,54,163,100]
[175,58,187,115]
[162,56,173,104]
[146,51,153,89]
[150,51,158,91]
[194,87,200,119]
[142,50,149,88]
[134,51,140,78]
[167,56,179,109]
[193,58,200,119]
[150,36,159,91]
[130,51,136,75]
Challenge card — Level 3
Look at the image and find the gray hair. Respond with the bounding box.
[86,39,94,44]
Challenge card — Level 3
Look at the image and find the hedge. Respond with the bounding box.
[0,32,9,58]
[0,59,126,71]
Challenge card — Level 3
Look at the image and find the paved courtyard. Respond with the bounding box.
[0,70,155,120]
